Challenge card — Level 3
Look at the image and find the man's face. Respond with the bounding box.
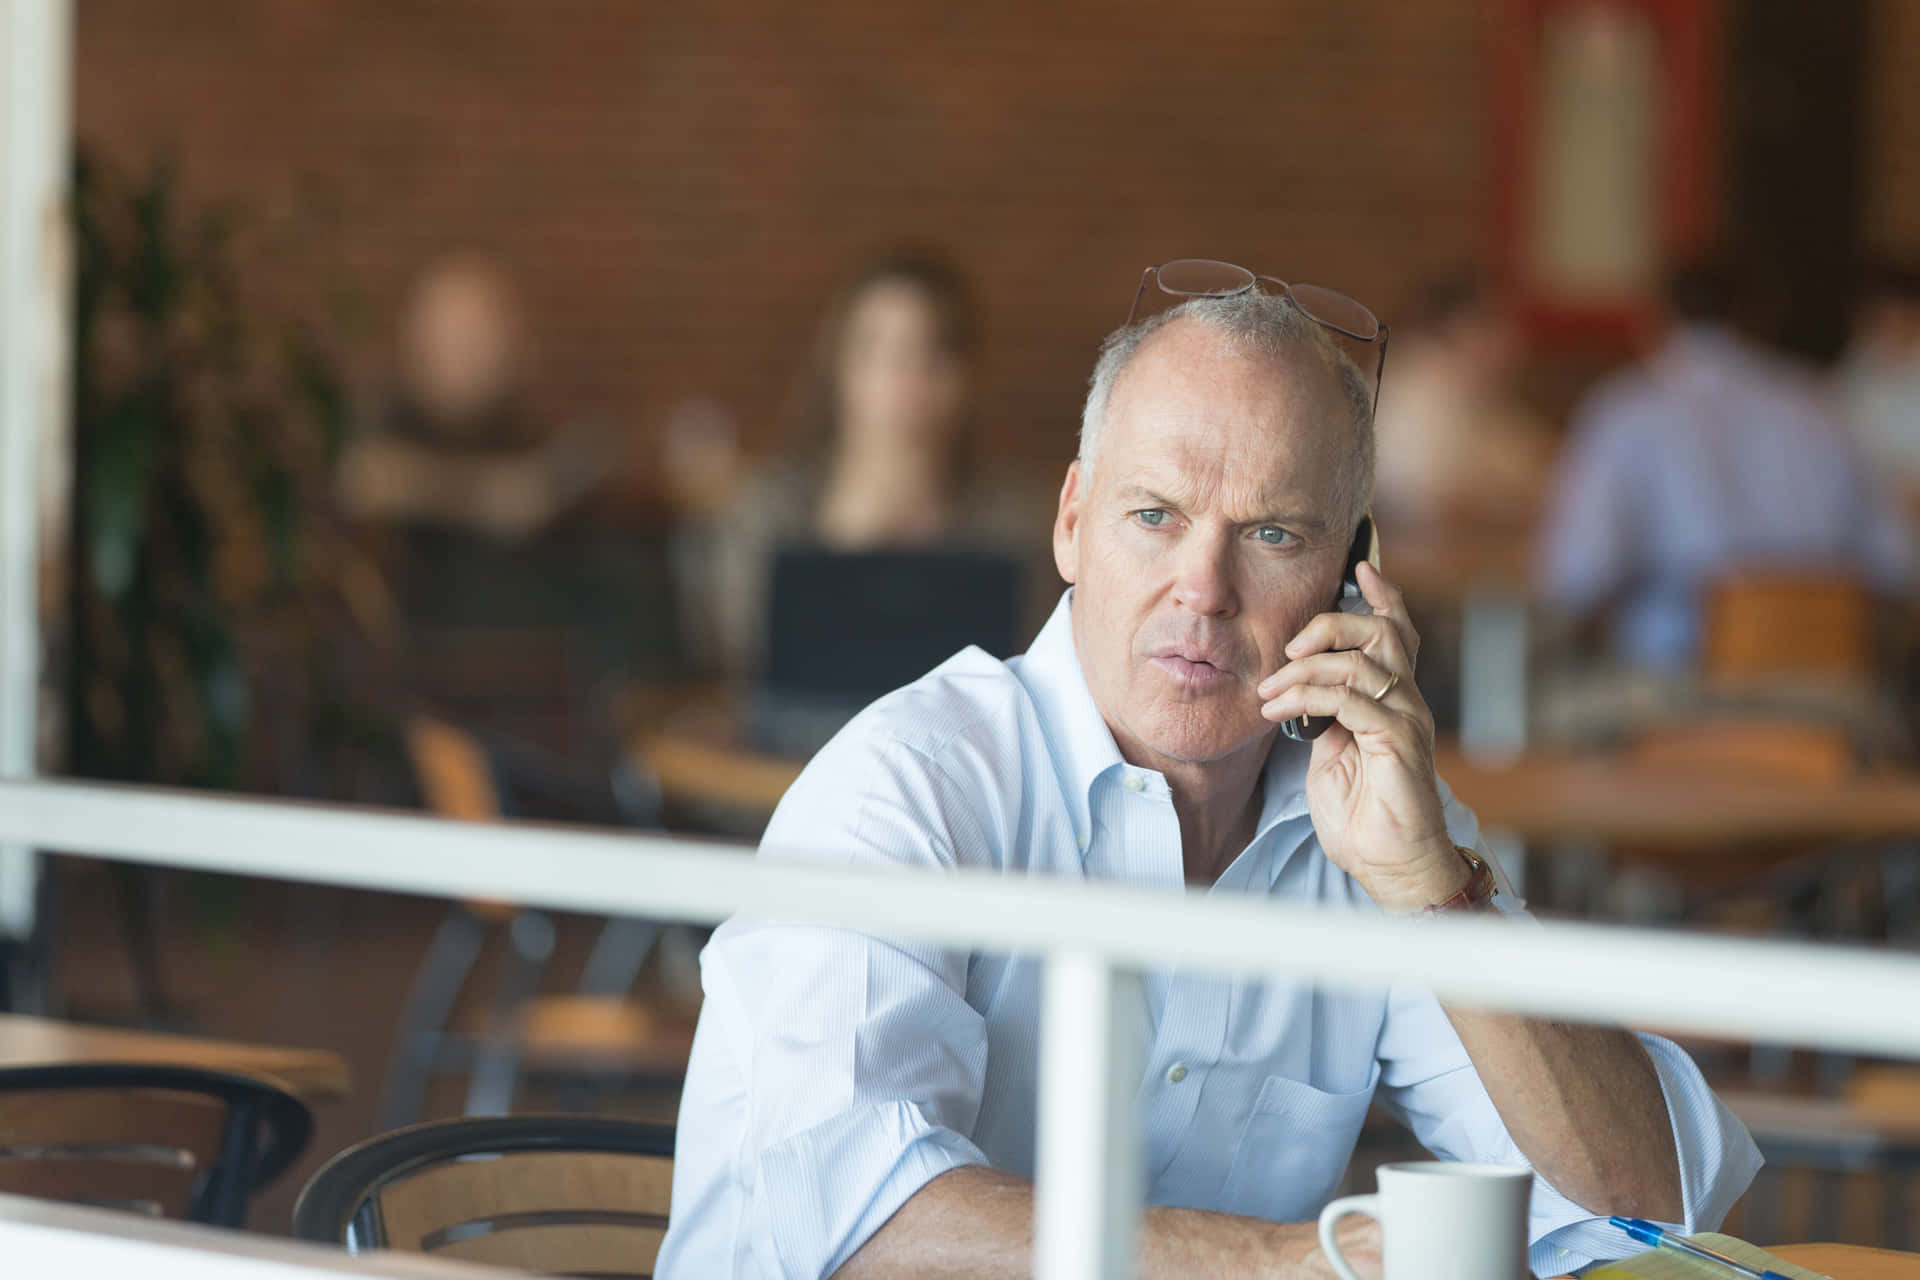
[1055,319,1355,771]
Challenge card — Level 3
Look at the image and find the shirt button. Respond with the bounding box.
[1166,1063,1188,1083]
[1123,775,1146,792]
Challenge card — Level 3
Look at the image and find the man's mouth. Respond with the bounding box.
[1147,652,1238,688]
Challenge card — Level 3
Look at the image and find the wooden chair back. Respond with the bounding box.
[0,1063,312,1225]
[1703,572,1876,682]
[0,1086,224,1217]
[405,716,502,823]
[294,1114,676,1278]
[379,1148,672,1273]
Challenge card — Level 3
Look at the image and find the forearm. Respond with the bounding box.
[832,1166,1361,1280]
[1444,1008,1682,1221]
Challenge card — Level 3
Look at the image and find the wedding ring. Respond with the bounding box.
[1372,671,1399,702]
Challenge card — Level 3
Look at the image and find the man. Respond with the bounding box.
[1839,260,1920,510]
[1537,259,1910,672]
[659,274,1759,1278]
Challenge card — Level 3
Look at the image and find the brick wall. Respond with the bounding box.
[72,0,1920,472]
[72,0,1493,468]
[1865,0,1920,260]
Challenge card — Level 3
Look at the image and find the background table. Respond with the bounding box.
[1772,1242,1920,1276]
[636,726,1920,853]
[0,1012,351,1101]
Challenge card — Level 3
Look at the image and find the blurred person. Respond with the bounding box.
[1839,260,1920,510]
[337,254,612,543]
[1371,273,1554,534]
[699,250,1053,672]
[334,254,623,755]
[1536,258,1910,673]
[659,273,1756,1278]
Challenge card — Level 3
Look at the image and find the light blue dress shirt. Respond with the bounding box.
[1537,326,1911,670]
[658,593,1761,1278]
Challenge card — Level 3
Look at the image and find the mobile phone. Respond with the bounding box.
[1280,513,1381,743]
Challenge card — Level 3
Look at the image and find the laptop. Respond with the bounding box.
[751,546,1024,757]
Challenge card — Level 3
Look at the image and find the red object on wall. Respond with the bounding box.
[1490,0,1722,351]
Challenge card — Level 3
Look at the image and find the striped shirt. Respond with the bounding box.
[658,592,1761,1278]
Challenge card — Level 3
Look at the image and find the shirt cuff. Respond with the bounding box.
[752,1099,989,1278]
[1525,1033,1763,1275]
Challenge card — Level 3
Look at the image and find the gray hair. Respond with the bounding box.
[1077,291,1376,531]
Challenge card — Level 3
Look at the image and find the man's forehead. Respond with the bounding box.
[1113,316,1340,407]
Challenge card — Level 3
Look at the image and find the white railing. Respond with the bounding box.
[4,774,1920,1279]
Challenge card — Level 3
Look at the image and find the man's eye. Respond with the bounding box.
[1134,509,1169,527]
[1254,526,1295,546]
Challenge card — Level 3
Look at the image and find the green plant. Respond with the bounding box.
[67,149,398,797]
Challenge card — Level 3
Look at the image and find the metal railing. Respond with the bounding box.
[4,775,1920,1278]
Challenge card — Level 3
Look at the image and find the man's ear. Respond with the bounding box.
[1053,460,1084,585]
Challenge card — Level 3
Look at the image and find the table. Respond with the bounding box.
[0,1013,351,1101]
[636,726,1920,853]
[1434,746,1920,850]
[637,730,802,819]
[1772,1242,1920,1276]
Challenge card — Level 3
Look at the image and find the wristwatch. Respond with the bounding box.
[1423,844,1499,914]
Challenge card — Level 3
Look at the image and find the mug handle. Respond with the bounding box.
[1316,1193,1382,1280]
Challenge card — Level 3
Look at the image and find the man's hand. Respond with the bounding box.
[1256,561,1465,913]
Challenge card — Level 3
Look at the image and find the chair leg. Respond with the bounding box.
[464,910,555,1116]
[201,1094,260,1228]
[577,917,663,998]
[378,906,487,1131]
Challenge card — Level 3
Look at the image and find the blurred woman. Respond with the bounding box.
[699,251,1050,672]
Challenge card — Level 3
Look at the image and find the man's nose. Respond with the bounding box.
[1170,529,1238,618]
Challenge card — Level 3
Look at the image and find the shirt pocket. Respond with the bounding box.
[1215,1065,1380,1222]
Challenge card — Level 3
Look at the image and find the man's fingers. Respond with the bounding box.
[1259,680,1409,737]
[1259,650,1415,712]
[1282,609,1418,672]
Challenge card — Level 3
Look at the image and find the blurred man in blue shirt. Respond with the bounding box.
[1537,260,1911,671]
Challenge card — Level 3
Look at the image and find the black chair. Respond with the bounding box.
[293,1114,676,1276]
[0,1062,312,1226]
[382,717,683,1126]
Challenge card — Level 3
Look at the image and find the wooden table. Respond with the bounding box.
[0,1013,351,1101]
[1772,1242,1920,1276]
[1435,746,1920,850]
[637,726,1920,853]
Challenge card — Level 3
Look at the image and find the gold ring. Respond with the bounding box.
[1372,671,1400,702]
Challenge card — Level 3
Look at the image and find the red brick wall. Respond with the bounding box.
[1865,0,1920,261]
[73,1,1920,471]
[72,0,1495,468]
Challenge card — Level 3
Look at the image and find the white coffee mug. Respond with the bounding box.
[1317,1161,1534,1280]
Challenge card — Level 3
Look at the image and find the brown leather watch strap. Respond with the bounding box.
[1424,844,1499,914]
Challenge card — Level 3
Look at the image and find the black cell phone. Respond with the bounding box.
[1279,514,1381,744]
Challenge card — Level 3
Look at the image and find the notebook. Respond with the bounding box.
[1585,1233,1829,1280]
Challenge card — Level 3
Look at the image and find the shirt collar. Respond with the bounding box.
[1013,592,1125,854]
[1015,590,1316,881]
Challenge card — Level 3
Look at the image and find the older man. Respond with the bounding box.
[658,268,1759,1279]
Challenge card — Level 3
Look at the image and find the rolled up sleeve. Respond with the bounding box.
[1375,979,1761,1276]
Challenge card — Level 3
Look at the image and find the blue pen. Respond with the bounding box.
[1609,1217,1796,1280]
